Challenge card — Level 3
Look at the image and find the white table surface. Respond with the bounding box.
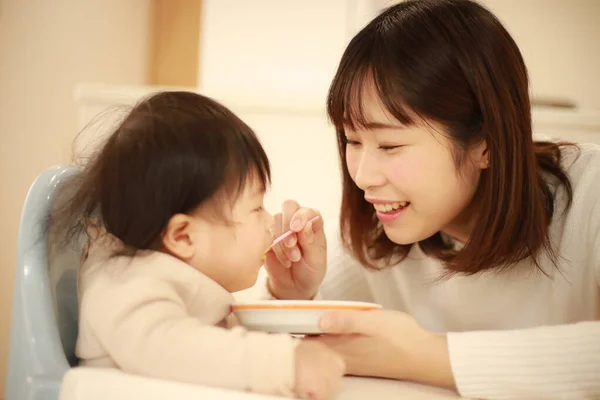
[59,367,466,400]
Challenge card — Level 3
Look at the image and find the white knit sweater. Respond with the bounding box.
[258,143,600,399]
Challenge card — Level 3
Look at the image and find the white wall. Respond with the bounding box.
[198,0,364,112]
[0,1,152,396]
[483,0,600,110]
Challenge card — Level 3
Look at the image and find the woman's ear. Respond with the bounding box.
[471,139,489,169]
[162,214,198,261]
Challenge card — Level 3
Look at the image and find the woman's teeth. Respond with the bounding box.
[373,202,409,212]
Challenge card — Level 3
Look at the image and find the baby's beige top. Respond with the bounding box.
[76,231,298,397]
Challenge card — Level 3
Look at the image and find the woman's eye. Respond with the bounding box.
[345,137,361,146]
[254,206,264,213]
[379,145,403,151]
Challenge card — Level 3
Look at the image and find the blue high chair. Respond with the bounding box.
[5,166,82,400]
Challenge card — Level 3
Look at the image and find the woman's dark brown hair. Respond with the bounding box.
[327,0,574,274]
[51,91,270,252]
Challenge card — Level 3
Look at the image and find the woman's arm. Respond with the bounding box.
[448,321,600,399]
[313,310,600,399]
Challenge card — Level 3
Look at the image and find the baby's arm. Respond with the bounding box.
[225,312,242,328]
[81,277,298,397]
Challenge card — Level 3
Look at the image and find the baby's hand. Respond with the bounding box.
[294,341,345,399]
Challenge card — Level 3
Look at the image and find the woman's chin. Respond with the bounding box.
[383,225,430,246]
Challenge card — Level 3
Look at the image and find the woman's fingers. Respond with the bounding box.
[319,311,382,336]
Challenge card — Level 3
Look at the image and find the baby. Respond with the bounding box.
[52,91,344,399]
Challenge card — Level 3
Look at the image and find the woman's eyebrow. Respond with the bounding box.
[362,121,405,130]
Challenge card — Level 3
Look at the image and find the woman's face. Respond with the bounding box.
[344,86,488,244]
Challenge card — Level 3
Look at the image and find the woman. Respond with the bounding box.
[262,0,600,398]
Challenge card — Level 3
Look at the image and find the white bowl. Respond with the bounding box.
[232,300,382,335]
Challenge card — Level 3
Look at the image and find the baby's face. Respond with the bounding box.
[189,176,273,292]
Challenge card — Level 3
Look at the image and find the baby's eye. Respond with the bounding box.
[254,206,264,213]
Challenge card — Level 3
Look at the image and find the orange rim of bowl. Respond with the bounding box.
[231,303,381,311]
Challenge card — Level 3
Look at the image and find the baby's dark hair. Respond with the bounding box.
[52,91,270,251]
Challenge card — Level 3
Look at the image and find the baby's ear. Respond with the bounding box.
[162,214,197,261]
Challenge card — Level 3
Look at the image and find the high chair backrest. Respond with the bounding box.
[5,166,82,400]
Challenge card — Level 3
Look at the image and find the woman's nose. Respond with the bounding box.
[352,149,386,190]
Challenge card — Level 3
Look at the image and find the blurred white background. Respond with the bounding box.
[1,1,599,396]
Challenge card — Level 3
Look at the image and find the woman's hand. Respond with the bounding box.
[306,310,456,390]
[264,200,327,300]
